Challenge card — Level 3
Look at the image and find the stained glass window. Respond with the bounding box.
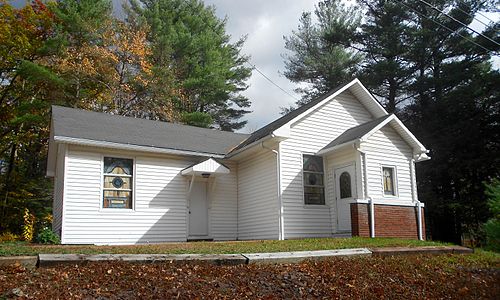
[383,167,395,196]
[339,172,352,199]
[103,157,133,209]
[303,155,325,205]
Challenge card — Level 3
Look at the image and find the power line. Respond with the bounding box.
[245,62,300,102]
[476,11,497,25]
[391,0,499,55]
[453,6,492,28]
[417,0,499,47]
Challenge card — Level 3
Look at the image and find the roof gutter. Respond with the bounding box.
[317,139,360,156]
[53,136,225,158]
[225,134,275,158]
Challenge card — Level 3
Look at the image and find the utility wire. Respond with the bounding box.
[476,11,497,25]
[452,5,492,28]
[417,0,499,47]
[391,0,499,55]
[245,62,300,102]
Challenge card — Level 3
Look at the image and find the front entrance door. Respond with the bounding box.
[189,181,208,238]
[334,164,356,232]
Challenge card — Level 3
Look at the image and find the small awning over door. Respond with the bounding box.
[181,158,230,177]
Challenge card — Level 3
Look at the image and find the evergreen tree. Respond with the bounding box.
[356,0,415,112]
[132,0,252,130]
[400,0,500,243]
[283,0,362,107]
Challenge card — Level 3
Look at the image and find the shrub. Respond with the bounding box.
[484,179,500,252]
[22,208,35,242]
[0,232,20,242]
[36,227,60,244]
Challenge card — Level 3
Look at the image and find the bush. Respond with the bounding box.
[22,208,35,242]
[0,232,20,242]
[484,219,500,252]
[484,179,500,252]
[36,227,60,244]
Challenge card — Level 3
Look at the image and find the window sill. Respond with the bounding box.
[99,208,136,213]
[303,204,329,209]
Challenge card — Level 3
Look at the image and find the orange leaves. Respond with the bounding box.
[0,0,55,70]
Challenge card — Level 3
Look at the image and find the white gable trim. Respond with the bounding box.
[317,140,358,156]
[318,115,429,158]
[181,158,230,176]
[272,79,388,138]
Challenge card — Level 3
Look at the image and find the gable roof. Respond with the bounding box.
[317,114,429,156]
[51,106,249,157]
[318,115,392,153]
[228,78,388,155]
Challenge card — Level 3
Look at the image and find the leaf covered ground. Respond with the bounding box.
[1,253,498,299]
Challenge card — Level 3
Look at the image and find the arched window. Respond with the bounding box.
[103,157,133,209]
[339,172,352,199]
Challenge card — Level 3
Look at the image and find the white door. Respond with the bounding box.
[334,164,356,232]
[189,181,208,238]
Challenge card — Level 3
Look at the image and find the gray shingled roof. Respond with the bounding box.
[51,106,250,155]
[319,115,392,152]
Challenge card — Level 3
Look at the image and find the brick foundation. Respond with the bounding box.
[350,203,425,240]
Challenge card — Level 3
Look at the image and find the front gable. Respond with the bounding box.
[286,90,375,153]
[273,79,388,141]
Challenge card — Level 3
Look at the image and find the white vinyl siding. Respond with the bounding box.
[210,161,238,240]
[280,91,373,238]
[61,145,238,245]
[52,144,66,237]
[361,125,413,203]
[237,150,279,240]
[324,147,357,233]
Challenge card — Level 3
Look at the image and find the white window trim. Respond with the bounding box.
[301,153,327,206]
[100,155,136,211]
[380,165,398,198]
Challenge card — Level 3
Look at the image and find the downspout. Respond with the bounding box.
[410,158,423,240]
[356,145,375,238]
[262,139,284,240]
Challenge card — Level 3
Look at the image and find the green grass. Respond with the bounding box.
[0,237,449,256]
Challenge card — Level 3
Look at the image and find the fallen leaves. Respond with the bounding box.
[0,254,498,299]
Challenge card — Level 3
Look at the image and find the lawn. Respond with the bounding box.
[0,237,448,256]
[0,251,498,299]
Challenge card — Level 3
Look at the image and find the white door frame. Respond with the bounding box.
[334,163,356,233]
[187,179,211,240]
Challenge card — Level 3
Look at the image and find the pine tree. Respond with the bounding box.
[283,0,363,107]
[132,0,252,130]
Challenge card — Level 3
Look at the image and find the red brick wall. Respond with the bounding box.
[350,203,370,237]
[350,203,425,240]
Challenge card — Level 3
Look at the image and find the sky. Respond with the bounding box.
[202,0,322,133]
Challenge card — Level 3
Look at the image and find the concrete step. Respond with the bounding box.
[243,248,371,264]
[38,253,247,267]
[0,256,37,269]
